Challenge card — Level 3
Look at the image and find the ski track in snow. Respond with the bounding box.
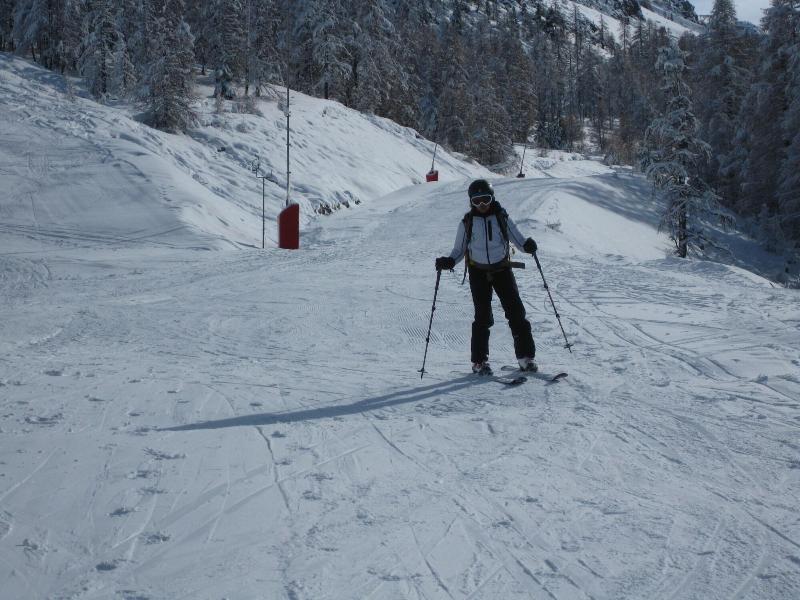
[2,66,800,600]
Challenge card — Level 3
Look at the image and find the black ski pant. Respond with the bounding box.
[468,266,535,364]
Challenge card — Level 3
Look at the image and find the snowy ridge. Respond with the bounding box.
[565,0,702,42]
[2,53,800,599]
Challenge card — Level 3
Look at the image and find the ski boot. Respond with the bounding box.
[472,361,493,376]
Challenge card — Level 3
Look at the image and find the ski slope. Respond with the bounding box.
[2,56,800,600]
[2,171,800,599]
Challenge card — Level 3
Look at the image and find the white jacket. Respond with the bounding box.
[448,204,528,268]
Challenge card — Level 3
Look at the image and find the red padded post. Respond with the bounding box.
[278,203,299,249]
[426,170,439,182]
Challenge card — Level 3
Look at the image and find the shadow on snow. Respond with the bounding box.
[162,375,496,432]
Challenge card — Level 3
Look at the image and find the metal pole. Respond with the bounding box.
[532,252,573,353]
[419,269,442,379]
[251,156,266,249]
[430,143,438,172]
[285,1,291,208]
[518,143,527,177]
[261,176,265,249]
[286,86,290,208]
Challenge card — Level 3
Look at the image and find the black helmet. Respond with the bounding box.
[468,179,494,204]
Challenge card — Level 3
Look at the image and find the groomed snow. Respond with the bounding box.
[2,56,800,600]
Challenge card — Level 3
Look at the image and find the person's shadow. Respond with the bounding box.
[161,375,493,432]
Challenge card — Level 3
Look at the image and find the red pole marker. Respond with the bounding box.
[278,203,299,249]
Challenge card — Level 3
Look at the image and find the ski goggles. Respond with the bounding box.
[470,193,493,208]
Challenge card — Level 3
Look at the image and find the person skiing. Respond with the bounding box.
[435,179,539,376]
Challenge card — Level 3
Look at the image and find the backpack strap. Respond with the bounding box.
[495,205,510,243]
[461,212,472,284]
[462,212,473,252]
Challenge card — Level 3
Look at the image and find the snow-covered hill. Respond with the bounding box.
[2,55,799,600]
[0,53,490,251]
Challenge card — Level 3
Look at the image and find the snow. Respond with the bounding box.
[2,55,800,599]
[640,6,704,37]
[0,53,490,251]
[563,1,701,44]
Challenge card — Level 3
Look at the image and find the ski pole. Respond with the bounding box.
[532,252,573,353]
[419,269,442,378]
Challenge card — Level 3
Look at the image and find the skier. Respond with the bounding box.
[435,179,539,376]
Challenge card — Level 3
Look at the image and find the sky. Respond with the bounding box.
[691,0,772,25]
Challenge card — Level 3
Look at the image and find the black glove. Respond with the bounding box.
[523,238,538,254]
[435,256,456,271]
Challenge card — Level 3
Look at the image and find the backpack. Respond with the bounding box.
[460,204,512,283]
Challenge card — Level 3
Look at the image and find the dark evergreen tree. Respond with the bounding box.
[1,0,15,52]
[737,0,798,246]
[691,0,751,207]
[773,1,800,246]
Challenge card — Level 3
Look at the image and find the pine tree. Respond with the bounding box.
[498,7,537,145]
[642,42,720,258]
[110,35,136,97]
[184,0,213,75]
[1,0,15,52]
[206,0,244,98]
[346,0,404,113]
[434,6,470,151]
[465,17,512,165]
[247,0,280,97]
[79,0,119,97]
[141,0,195,131]
[13,0,71,70]
[693,0,751,206]
[296,0,350,101]
[775,1,800,245]
[737,0,798,246]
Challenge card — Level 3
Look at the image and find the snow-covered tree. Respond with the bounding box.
[736,0,799,248]
[346,0,404,113]
[110,35,136,97]
[497,8,537,145]
[244,0,280,97]
[141,0,195,131]
[292,0,350,101]
[13,0,72,70]
[775,1,800,244]
[79,0,119,97]
[434,7,470,151]
[692,0,751,205]
[205,0,245,98]
[642,42,720,258]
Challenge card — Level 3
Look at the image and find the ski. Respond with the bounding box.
[470,367,526,386]
[501,365,568,383]
[492,375,527,386]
